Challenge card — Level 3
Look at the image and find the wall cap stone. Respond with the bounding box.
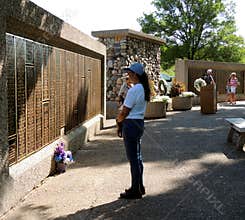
[6,0,106,57]
[92,29,165,45]
[179,59,245,71]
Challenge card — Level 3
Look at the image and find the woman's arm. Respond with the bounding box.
[210,75,215,85]
[116,106,131,137]
[117,106,131,123]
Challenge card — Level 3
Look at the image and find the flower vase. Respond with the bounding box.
[56,162,67,173]
[145,102,167,119]
[172,96,192,110]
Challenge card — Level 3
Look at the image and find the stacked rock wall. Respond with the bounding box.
[98,36,162,101]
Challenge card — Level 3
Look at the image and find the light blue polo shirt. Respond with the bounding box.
[124,84,146,119]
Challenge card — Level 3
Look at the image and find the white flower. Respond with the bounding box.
[151,95,170,103]
[64,157,73,164]
[194,78,207,92]
[180,91,196,97]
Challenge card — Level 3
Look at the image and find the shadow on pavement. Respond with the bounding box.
[70,104,245,169]
[50,103,245,219]
[54,160,245,220]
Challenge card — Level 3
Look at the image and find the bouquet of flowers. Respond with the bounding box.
[170,80,185,97]
[54,142,74,165]
[194,78,207,92]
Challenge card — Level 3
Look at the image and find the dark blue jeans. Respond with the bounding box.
[122,119,144,191]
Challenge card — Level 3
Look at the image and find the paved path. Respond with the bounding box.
[2,102,245,220]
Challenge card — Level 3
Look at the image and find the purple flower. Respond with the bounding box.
[54,155,63,162]
[54,142,74,164]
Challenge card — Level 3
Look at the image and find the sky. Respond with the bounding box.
[31,0,245,39]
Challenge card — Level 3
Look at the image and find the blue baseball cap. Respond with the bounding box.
[124,63,144,76]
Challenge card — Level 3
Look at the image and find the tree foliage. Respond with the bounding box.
[138,0,245,69]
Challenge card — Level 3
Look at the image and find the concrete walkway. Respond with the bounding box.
[2,102,245,220]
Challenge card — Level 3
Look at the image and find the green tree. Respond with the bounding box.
[138,0,245,69]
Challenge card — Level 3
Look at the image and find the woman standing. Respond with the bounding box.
[116,62,150,199]
[227,72,239,105]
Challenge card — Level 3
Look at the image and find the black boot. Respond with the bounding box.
[125,185,145,195]
[120,188,142,199]
[140,185,145,195]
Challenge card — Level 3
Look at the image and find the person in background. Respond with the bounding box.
[227,72,239,105]
[202,69,215,85]
[226,77,231,102]
[116,62,150,199]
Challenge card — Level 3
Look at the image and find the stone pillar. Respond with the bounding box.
[0,1,9,213]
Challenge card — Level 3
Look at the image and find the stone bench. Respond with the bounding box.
[225,118,245,151]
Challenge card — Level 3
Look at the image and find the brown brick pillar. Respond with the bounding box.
[0,1,9,213]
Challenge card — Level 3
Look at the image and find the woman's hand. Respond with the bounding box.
[116,120,123,138]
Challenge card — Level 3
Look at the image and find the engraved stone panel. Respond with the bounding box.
[6,34,16,137]
[49,48,56,141]
[26,40,34,65]
[16,37,26,159]
[26,66,36,153]
[34,43,43,150]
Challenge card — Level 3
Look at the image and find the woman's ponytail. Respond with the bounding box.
[138,73,151,102]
